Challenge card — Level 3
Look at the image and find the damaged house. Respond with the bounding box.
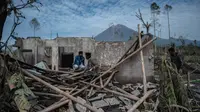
[14,33,154,84]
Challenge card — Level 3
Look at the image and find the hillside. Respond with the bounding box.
[95,24,200,46]
[155,37,200,46]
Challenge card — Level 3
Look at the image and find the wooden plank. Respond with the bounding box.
[117,37,138,63]
[22,69,99,112]
[100,77,103,88]
[103,71,117,88]
[138,24,147,94]
[115,86,133,96]
[33,92,63,97]
[91,37,157,83]
[127,89,155,112]
[39,86,89,112]
[80,81,139,101]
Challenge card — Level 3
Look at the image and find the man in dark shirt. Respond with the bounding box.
[73,51,85,70]
[168,47,183,72]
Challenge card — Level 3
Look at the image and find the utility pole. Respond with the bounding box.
[153,13,156,39]
[50,30,52,39]
[167,8,171,39]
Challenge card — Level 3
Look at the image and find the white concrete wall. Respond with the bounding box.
[20,36,154,84]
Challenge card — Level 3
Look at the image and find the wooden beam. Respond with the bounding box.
[117,37,138,63]
[33,92,63,97]
[22,69,99,112]
[103,71,117,88]
[127,89,155,112]
[138,24,147,94]
[91,37,157,83]
[39,86,89,112]
[40,100,70,112]
[114,86,133,96]
[80,81,139,101]
[100,77,103,88]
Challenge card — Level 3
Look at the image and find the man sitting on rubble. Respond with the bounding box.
[73,51,85,71]
[84,53,99,76]
[168,47,183,72]
[85,53,98,71]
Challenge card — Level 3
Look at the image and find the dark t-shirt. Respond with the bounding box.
[170,53,183,70]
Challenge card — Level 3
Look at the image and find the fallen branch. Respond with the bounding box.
[22,69,99,112]
[128,89,155,112]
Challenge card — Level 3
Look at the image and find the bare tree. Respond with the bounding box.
[0,0,42,41]
[30,18,40,37]
[150,2,160,38]
[164,4,172,39]
[136,9,151,34]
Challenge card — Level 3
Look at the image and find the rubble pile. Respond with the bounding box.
[1,34,199,112]
[0,54,158,112]
[0,37,159,112]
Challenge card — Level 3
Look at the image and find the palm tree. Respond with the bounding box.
[164,4,172,39]
[29,18,40,37]
[150,2,160,38]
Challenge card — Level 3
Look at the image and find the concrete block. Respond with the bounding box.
[75,97,87,112]
[92,97,120,108]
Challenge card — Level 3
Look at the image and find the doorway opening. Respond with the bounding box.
[61,53,74,68]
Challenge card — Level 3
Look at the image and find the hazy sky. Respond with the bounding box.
[2,0,200,41]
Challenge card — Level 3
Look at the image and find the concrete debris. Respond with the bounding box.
[146,82,157,89]
[122,84,135,92]
[89,93,107,101]
[134,83,144,90]
[92,97,120,108]
[67,100,75,112]
[34,61,50,70]
[5,34,199,112]
[75,97,87,112]
[118,96,134,110]
[131,90,141,97]
[0,47,160,112]
[97,108,105,112]
[143,102,154,110]
[1,21,199,112]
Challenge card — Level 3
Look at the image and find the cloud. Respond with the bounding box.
[2,0,200,41]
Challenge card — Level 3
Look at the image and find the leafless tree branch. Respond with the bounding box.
[135,9,151,33]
